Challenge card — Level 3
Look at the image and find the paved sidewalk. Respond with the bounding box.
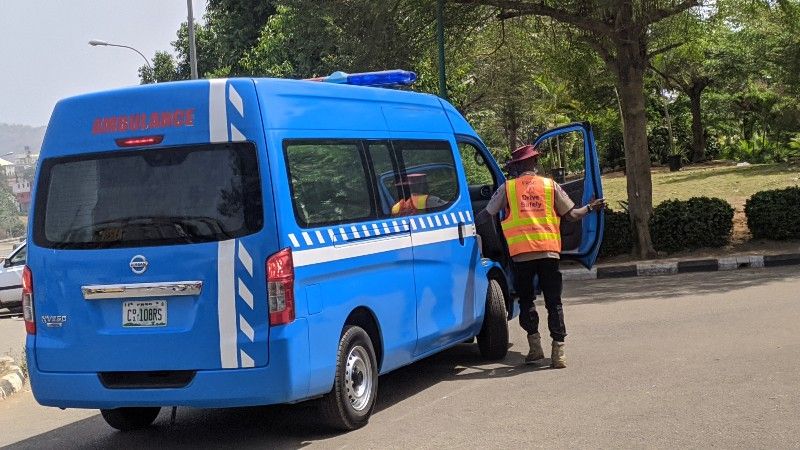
[563,251,800,280]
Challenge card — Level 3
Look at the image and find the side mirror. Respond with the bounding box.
[1,258,9,268]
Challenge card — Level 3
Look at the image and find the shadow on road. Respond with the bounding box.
[566,266,798,306]
[8,345,548,449]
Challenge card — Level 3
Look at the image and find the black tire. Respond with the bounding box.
[477,279,509,360]
[100,407,161,431]
[318,325,379,431]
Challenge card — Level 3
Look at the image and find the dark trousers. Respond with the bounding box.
[514,257,567,342]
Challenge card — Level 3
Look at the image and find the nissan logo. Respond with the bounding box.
[129,255,148,275]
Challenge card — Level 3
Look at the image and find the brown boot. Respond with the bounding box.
[524,333,545,364]
[551,341,566,369]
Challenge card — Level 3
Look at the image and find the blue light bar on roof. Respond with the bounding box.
[306,69,417,87]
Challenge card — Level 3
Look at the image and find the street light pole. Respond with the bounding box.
[436,0,447,101]
[187,0,199,80]
[88,39,154,80]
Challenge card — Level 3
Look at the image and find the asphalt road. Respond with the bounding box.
[2,266,799,449]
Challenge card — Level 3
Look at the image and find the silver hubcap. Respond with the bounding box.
[345,345,373,411]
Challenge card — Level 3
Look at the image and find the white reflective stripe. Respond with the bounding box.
[382,223,391,234]
[239,314,255,342]
[293,226,467,267]
[238,279,253,309]
[350,226,361,239]
[339,228,349,241]
[361,225,370,236]
[434,216,442,227]
[328,229,338,243]
[315,230,325,244]
[458,211,466,222]
[288,234,300,248]
[217,240,237,369]
[294,234,412,267]
[228,84,244,116]
[392,221,400,232]
[442,214,450,225]
[208,79,228,142]
[465,211,472,222]
[427,216,434,227]
[451,212,458,223]
[419,217,427,229]
[237,241,253,277]
[409,218,418,230]
[301,232,313,245]
[401,220,409,231]
[240,350,255,368]
[372,223,380,235]
[230,123,246,142]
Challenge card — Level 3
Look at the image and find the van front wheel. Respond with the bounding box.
[318,325,378,431]
[477,279,509,360]
[100,407,161,431]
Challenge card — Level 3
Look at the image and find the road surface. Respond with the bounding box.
[2,266,799,448]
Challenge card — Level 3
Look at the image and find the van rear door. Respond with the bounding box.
[30,79,277,372]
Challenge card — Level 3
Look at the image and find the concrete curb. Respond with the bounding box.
[0,355,26,401]
[563,252,800,281]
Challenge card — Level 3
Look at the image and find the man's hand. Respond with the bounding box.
[587,198,607,211]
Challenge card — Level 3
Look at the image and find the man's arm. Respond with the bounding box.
[485,183,507,216]
[554,183,605,222]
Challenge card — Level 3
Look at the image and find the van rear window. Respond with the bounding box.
[33,143,263,249]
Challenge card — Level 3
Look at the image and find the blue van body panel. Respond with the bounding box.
[27,77,586,410]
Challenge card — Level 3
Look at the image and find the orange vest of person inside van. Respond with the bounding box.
[500,175,562,256]
[391,194,429,216]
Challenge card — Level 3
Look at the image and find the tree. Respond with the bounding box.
[456,0,703,258]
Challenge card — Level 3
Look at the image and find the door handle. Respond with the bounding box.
[458,222,465,245]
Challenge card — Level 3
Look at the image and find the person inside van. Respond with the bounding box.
[391,173,445,216]
[486,144,605,368]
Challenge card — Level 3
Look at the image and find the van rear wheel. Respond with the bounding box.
[318,325,378,431]
[477,279,509,360]
[100,407,161,431]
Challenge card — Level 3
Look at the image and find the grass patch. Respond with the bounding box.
[603,162,800,209]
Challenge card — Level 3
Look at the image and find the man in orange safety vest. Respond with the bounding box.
[486,144,605,368]
[391,173,445,216]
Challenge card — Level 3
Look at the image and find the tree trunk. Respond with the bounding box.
[615,43,656,259]
[689,84,706,162]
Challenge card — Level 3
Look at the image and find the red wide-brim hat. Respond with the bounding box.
[505,144,541,168]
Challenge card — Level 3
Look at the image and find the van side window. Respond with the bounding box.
[284,141,375,227]
[366,142,404,218]
[392,140,459,216]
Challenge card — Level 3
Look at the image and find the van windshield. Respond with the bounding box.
[33,142,263,249]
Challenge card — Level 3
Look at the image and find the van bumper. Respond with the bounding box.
[27,318,312,409]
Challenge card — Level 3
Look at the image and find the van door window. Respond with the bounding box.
[533,129,587,252]
[391,140,459,216]
[458,142,497,213]
[33,142,263,249]
[366,142,404,218]
[284,140,375,227]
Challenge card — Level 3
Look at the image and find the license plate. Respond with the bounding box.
[123,300,167,327]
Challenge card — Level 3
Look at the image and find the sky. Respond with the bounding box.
[0,0,207,127]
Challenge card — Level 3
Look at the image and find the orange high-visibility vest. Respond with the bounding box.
[501,175,561,256]
[391,194,428,216]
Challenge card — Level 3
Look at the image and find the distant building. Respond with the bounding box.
[0,146,38,214]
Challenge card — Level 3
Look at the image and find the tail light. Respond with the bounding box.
[115,135,164,147]
[267,248,295,325]
[22,265,35,334]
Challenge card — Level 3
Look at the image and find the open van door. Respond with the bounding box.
[532,122,604,268]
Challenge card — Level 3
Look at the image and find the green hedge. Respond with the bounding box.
[599,209,633,257]
[650,197,734,252]
[745,186,800,240]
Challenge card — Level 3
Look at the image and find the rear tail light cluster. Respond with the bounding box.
[22,265,35,334]
[267,248,295,326]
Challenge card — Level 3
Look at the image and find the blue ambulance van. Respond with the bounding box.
[24,70,603,431]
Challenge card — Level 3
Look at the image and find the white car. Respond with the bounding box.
[0,242,26,310]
